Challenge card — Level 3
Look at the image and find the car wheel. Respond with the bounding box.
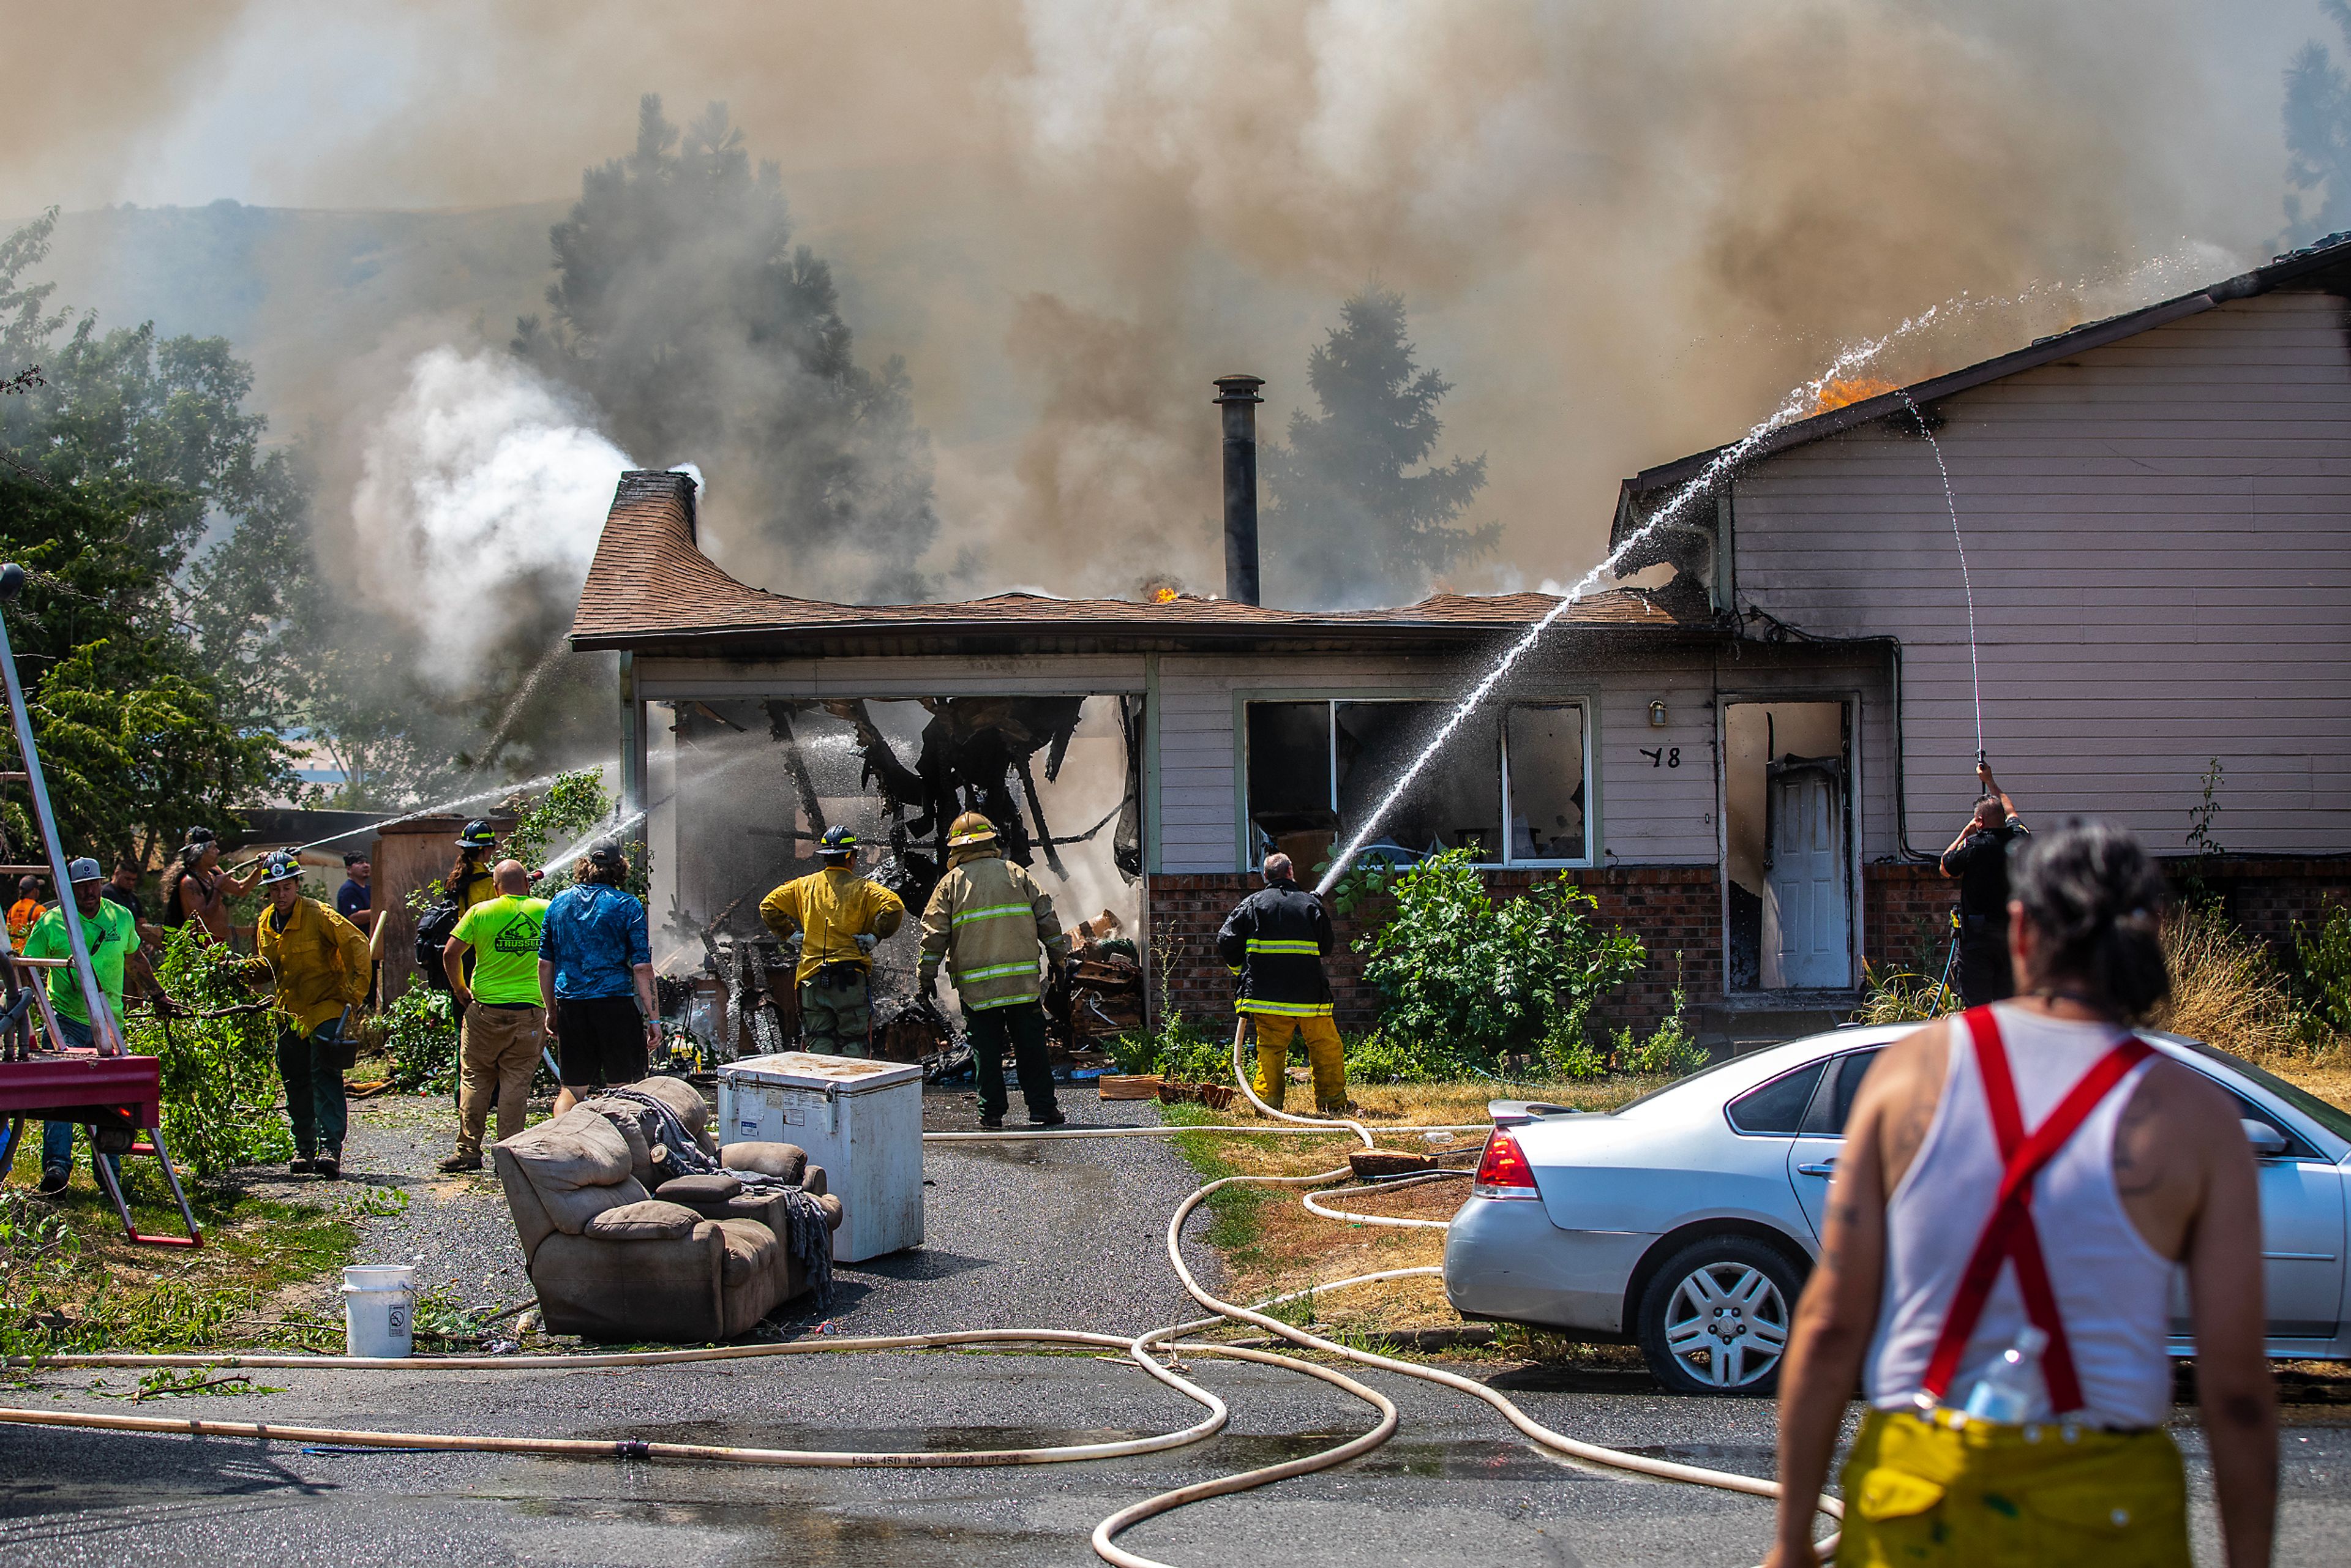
[1635,1236,1802,1396]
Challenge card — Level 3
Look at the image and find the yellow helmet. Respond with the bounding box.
[947,811,999,846]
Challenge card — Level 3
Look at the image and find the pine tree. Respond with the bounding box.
[2285,2,2351,245]
[1262,287,1497,608]
[515,96,939,601]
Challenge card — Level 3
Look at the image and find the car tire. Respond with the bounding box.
[1635,1236,1804,1397]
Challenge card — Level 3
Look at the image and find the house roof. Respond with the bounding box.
[1610,230,2351,549]
[570,470,1718,658]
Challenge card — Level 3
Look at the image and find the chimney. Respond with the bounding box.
[1214,375,1264,605]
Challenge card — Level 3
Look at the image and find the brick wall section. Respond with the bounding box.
[1144,867,1723,1037]
[1864,857,2351,978]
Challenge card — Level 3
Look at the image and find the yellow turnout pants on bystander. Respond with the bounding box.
[1837,1406,2189,1567]
[1248,1015,1347,1112]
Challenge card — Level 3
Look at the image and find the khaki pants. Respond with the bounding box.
[1248,1013,1347,1111]
[457,1002,545,1158]
[799,970,872,1057]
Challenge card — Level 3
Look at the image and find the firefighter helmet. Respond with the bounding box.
[258,851,306,887]
[456,819,498,850]
[818,825,858,857]
[946,812,999,847]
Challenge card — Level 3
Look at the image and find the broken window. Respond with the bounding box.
[1504,704,1588,865]
[1242,699,1589,871]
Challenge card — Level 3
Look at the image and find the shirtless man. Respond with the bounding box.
[163,828,260,943]
[1769,819,2274,1568]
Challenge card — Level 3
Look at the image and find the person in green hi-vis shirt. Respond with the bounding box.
[438,860,550,1173]
[24,857,156,1194]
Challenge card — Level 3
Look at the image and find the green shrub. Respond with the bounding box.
[1852,961,1953,1026]
[1356,848,1646,1072]
[380,986,459,1093]
[1342,1030,1458,1084]
[2291,906,2351,1043]
[124,930,294,1176]
[1613,981,1707,1077]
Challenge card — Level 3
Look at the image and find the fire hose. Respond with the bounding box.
[0,1040,1840,1564]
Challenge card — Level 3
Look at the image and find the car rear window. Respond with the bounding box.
[2178,1039,2351,1148]
[1727,1059,1830,1136]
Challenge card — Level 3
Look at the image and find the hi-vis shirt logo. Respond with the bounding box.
[492,911,544,955]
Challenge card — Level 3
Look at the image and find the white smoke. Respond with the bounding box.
[352,347,634,685]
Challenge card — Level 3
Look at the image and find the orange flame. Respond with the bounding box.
[1810,375,1898,415]
[1153,586,1179,604]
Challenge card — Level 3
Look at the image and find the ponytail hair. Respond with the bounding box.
[2008,818,2170,1019]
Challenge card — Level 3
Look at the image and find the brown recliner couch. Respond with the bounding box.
[492,1076,842,1342]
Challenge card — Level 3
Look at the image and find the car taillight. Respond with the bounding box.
[1472,1128,1540,1199]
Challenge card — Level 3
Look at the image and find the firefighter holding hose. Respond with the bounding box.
[1220,852,1352,1116]
[760,826,906,1056]
[918,812,1067,1130]
[247,852,372,1179]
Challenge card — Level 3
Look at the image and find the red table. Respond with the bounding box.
[0,1052,201,1247]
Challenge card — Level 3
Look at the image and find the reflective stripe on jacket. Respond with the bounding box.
[1215,880,1335,1017]
[760,867,908,985]
[255,895,372,1033]
[918,848,1067,1011]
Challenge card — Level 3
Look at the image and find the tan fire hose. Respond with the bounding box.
[0,1040,1842,1566]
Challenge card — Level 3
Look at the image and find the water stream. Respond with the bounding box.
[1901,392,1985,760]
[269,773,564,860]
[536,808,650,880]
[1313,305,1981,897]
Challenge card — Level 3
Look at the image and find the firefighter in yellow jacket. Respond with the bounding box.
[249,852,372,1179]
[760,826,907,1056]
[918,812,1068,1130]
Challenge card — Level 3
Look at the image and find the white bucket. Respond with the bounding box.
[342,1264,416,1358]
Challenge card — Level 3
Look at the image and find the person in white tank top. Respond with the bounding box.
[1766,820,2276,1568]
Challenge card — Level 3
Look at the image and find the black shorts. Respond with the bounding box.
[554,996,648,1089]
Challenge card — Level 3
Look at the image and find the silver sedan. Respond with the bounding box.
[1443,1023,2351,1394]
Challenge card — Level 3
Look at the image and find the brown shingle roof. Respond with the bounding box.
[571,471,1717,657]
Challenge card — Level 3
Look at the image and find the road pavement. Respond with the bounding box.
[1,1084,2344,1565]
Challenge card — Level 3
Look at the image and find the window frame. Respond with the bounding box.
[1235,694,1594,872]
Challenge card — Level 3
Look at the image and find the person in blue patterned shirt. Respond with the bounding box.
[536,843,656,1114]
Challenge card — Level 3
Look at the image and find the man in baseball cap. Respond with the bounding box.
[24,857,154,1194]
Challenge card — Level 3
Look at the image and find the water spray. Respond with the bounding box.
[535,808,648,881]
[1316,310,1960,898]
[1900,392,1986,764]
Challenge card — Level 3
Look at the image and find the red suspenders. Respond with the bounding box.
[1915,1006,2155,1416]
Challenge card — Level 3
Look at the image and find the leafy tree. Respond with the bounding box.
[0,214,302,861]
[2285,2,2351,245]
[515,95,939,601]
[1262,287,1498,607]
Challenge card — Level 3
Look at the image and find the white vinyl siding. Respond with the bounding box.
[1733,291,2351,855]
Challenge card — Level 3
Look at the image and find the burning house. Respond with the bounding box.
[576,234,2351,1053]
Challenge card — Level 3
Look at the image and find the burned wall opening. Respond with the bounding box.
[646,691,1143,1064]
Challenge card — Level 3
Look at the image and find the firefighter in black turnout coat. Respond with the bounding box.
[1217,852,1352,1114]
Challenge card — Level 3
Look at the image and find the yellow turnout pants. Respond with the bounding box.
[1837,1407,2188,1567]
[1247,1014,1346,1111]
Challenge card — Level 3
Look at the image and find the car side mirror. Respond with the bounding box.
[2242,1119,2289,1158]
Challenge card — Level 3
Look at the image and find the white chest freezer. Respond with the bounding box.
[716,1052,924,1262]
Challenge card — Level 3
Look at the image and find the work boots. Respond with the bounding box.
[438,1152,484,1174]
[314,1147,342,1181]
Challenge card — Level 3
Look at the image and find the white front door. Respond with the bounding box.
[1764,767,1848,989]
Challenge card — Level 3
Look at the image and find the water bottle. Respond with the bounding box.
[1960,1323,2050,1424]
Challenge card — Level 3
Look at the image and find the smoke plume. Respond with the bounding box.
[2,0,2314,613]
[350,347,632,685]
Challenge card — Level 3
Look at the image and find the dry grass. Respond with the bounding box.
[1160,1075,1664,1341]
[2150,901,2316,1064]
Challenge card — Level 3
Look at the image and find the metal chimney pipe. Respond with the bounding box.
[1214,375,1264,605]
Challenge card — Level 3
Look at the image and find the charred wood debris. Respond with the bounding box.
[666,696,1147,1080]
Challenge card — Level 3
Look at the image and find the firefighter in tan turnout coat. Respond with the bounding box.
[919,812,1068,1130]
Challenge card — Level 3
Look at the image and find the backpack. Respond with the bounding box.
[413,896,463,992]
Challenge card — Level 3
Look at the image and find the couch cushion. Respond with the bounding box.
[579,1097,657,1188]
[583,1199,706,1241]
[537,1174,648,1236]
[715,1218,779,1287]
[503,1106,632,1191]
[631,1075,716,1152]
[720,1141,806,1184]
[657,1172,744,1206]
